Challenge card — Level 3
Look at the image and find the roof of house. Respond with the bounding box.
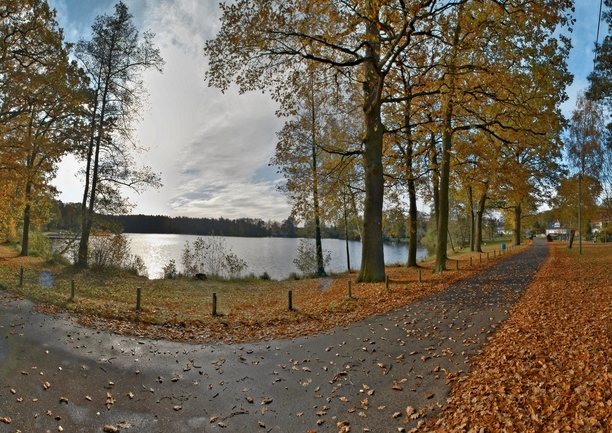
[592,211,612,223]
[547,220,565,230]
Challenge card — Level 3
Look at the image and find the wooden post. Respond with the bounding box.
[136,287,141,311]
[348,281,352,299]
[212,292,217,316]
[385,275,389,291]
[470,257,473,267]
[418,268,422,283]
[455,260,459,270]
[19,266,24,287]
[479,254,482,263]
[487,252,490,261]
[288,290,293,311]
[494,250,496,257]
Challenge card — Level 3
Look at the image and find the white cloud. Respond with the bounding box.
[51,0,604,222]
[52,0,292,221]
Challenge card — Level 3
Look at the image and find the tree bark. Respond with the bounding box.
[434,11,461,273]
[468,186,475,251]
[407,177,418,267]
[343,194,351,272]
[20,193,31,256]
[357,20,385,283]
[475,192,486,252]
[513,204,522,246]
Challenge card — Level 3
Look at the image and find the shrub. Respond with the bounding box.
[180,235,248,279]
[223,252,248,279]
[162,259,178,279]
[89,231,147,276]
[293,239,331,277]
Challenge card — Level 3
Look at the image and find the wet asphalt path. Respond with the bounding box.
[0,239,548,432]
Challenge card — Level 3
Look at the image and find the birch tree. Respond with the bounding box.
[75,1,164,267]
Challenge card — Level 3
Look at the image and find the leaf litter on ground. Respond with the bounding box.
[423,242,612,432]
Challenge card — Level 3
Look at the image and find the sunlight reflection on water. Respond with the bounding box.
[125,234,431,280]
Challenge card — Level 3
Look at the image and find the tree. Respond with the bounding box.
[74,1,164,267]
[0,0,88,254]
[204,0,467,282]
[429,1,571,269]
[552,174,602,244]
[272,70,332,276]
[565,93,605,250]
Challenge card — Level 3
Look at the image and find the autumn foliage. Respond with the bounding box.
[426,242,612,432]
[0,241,521,344]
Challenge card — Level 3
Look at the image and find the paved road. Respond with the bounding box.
[0,240,548,432]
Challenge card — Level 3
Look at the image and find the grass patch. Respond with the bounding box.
[0,240,530,343]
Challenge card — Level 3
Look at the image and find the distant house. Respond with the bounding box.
[546,220,568,240]
[591,211,611,239]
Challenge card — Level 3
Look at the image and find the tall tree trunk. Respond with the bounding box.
[475,192,486,252]
[343,193,351,272]
[430,129,440,231]
[513,204,522,246]
[434,9,461,273]
[79,72,111,267]
[78,88,100,267]
[20,184,32,257]
[468,186,475,251]
[403,94,418,268]
[434,120,452,272]
[20,127,36,257]
[407,177,418,267]
[308,74,326,277]
[357,20,385,283]
[311,132,325,277]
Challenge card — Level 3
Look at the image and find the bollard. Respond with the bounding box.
[288,290,293,311]
[479,254,482,263]
[385,275,389,291]
[348,281,352,299]
[418,268,422,283]
[455,260,459,270]
[470,257,473,266]
[136,287,141,310]
[212,292,218,316]
[19,266,24,287]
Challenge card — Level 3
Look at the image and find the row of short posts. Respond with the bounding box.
[24,243,519,316]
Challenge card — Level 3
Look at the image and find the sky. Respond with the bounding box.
[49,0,605,222]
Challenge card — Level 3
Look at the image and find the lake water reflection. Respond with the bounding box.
[126,233,431,280]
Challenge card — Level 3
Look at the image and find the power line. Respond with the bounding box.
[595,0,604,70]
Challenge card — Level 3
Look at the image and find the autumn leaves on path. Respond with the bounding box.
[0,241,548,432]
[427,242,612,432]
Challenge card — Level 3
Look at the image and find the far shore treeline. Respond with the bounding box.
[113,214,300,238]
[53,201,366,240]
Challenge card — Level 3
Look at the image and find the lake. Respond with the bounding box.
[125,233,432,280]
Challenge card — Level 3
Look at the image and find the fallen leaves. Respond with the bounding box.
[426,243,612,431]
[2,238,485,345]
